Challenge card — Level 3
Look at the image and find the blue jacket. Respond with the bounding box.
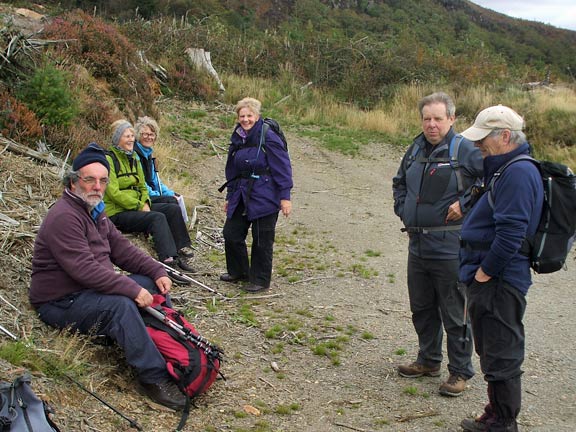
[392,128,484,259]
[134,142,175,198]
[225,118,293,221]
[459,143,544,295]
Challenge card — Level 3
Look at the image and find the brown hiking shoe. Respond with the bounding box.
[439,374,467,397]
[138,380,187,410]
[397,361,441,378]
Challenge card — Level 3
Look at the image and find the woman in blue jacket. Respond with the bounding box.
[133,116,194,261]
[220,97,293,293]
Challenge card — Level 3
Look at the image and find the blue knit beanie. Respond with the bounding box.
[72,143,110,172]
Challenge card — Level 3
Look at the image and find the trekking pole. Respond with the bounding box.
[145,305,186,335]
[144,306,226,380]
[458,282,470,349]
[144,306,224,357]
[0,323,18,341]
[158,261,227,299]
[0,326,143,431]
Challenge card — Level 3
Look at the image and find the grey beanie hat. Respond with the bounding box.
[111,120,133,147]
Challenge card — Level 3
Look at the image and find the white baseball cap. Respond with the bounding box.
[461,105,524,141]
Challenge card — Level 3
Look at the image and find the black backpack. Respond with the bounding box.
[261,118,288,151]
[487,155,576,273]
[0,373,61,431]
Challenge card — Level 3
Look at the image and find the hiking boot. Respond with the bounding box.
[92,334,115,347]
[176,257,196,273]
[241,283,269,293]
[461,416,517,432]
[397,362,441,378]
[179,246,195,258]
[439,373,468,397]
[167,271,191,285]
[219,273,248,283]
[138,380,187,410]
[461,417,488,431]
[163,260,191,285]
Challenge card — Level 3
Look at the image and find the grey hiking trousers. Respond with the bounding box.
[407,253,475,379]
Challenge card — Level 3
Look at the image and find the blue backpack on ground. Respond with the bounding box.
[0,373,61,431]
[487,155,576,274]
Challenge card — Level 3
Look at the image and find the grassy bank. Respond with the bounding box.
[221,75,576,168]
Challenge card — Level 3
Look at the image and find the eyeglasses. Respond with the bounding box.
[141,133,156,139]
[79,176,109,186]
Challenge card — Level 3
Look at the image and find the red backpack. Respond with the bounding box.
[142,295,224,430]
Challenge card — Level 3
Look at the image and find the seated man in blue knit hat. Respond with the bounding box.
[29,142,187,411]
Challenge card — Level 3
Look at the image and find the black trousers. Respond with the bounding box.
[150,201,191,251]
[223,201,278,288]
[110,203,190,261]
[151,195,178,205]
[468,278,526,427]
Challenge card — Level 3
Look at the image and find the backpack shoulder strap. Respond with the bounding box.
[406,142,422,168]
[487,155,538,208]
[106,150,121,175]
[259,121,270,155]
[407,135,465,192]
[106,150,141,180]
[449,134,465,193]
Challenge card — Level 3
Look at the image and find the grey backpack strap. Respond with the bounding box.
[402,225,462,234]
[449,135,465,193]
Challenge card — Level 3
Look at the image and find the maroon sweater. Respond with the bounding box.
[30,190,166,307]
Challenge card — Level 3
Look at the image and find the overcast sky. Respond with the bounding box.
[470,1,576,31]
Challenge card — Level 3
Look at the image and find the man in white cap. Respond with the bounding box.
[458,106,544,432]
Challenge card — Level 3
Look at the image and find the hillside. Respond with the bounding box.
[1,106,575,431]
[3,0,575,115]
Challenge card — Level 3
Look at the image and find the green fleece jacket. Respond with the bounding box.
[104,147,150,217]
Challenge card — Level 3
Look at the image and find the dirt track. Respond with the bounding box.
[180,133,576,431]
[236,134,576,432]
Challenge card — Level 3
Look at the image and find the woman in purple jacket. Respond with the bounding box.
[220,97,293,293]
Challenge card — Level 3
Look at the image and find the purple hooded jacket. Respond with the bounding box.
[225,118,293,221]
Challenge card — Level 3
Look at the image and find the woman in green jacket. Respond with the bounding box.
[104,119,194,276]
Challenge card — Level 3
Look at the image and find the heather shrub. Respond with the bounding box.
[0,91,43,145]
[18,64,79,127]
[42,10,158,120]
[43,10,135,80]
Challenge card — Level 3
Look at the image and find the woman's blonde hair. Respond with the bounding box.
[235,97,261,116]
[134,116,160,140]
